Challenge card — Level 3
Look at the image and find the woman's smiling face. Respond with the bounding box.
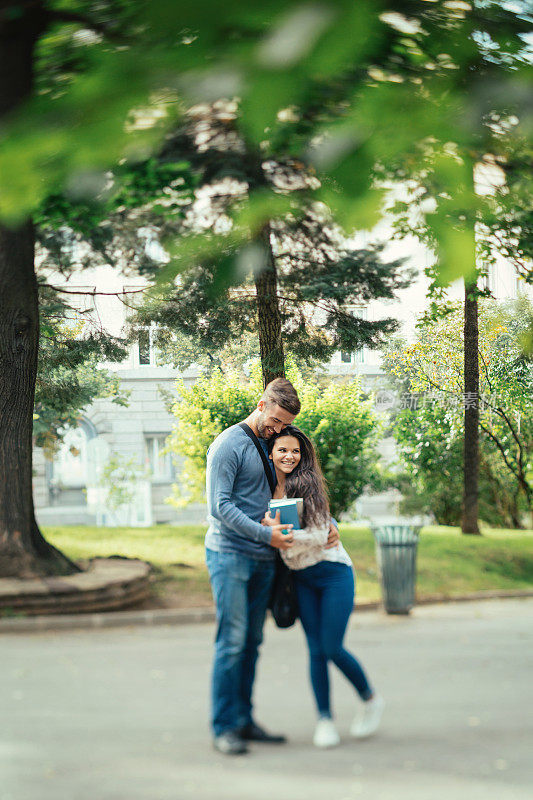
[270,435,301,475]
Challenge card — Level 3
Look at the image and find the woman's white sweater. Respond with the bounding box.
[280,520,352,571]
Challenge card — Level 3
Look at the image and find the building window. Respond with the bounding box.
[341,348,365,365]
[145,435,173,482]
[123,287,158,367]
[137,324,159,366]
[339,307,367,365]
[483,264,494,293]
[138,328,152,365]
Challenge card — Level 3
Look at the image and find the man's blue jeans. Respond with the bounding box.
[206,549,275,737]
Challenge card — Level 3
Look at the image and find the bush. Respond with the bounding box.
[166,364,382,518]
[166,370,256,508]
[296,380,382,518]
[391,398,526,527]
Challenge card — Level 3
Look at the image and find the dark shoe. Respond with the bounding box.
[213,731,248,755]
[238,722,287,744]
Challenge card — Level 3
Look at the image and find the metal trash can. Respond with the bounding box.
[373,524,420,615]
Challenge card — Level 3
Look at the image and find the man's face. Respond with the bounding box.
[256,401,296,439]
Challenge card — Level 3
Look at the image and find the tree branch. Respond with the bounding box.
[491,230,530,278]
[45,285,148,298]
[479,420,531,503]
[494,404,525,458]
[478,348,494,394]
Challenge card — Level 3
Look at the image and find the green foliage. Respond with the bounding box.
[166,371,258,508]
[166,365,381,517]
[35,285,129,455]
[384,299,533,528]
[2,0,531,288]
[391,400,464,525]
[97,454,144,512]
[296,380,382,519]
[391,398,524,528]
[129,238,411,376]
[477,137,533,286]
[36,151,197,277]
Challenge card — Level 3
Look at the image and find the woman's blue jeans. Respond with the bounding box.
[294,561,373,718]
[206,549,275,737]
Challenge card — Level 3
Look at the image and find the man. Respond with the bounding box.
[205,378,339,755]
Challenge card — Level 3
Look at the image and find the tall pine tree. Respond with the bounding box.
[125,107,412,383]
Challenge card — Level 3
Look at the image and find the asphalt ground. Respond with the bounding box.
[1,598,532,800]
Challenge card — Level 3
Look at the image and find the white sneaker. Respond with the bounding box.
[350,694,384,739]
[313,718,340,748]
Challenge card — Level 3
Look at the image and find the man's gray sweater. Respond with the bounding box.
[205,424,275,560]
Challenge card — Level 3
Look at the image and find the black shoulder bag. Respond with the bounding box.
[239,423,298,629]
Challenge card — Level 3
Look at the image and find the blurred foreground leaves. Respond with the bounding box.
[1,0,531,286]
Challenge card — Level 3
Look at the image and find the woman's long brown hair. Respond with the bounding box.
[268,425,329,528]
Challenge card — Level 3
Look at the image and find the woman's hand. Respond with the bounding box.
[261,510,278,527]
[325,521,340,549]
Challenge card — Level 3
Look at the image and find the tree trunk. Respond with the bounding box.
[254,225,285,388]
[462,281,481,534]
[0,4,80,577]
[0,224,79,577]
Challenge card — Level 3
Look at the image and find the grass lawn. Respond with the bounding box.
[45,523,533,609]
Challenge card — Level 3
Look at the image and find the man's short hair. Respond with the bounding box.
[262,378,301,415]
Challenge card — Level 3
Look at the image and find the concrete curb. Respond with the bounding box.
[0,605,216,633]
[1,589,532,634]
[415,588,533,606]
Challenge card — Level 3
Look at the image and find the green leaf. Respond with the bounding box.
[321,186,384,233]
[240,70,305,143]
[428,218,477,286]
[305,0,382,77]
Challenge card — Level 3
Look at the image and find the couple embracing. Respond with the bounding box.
[205,378,384,755]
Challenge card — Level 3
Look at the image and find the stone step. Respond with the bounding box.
[0,558,151,616]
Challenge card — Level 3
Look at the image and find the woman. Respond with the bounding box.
[263,425,384,748]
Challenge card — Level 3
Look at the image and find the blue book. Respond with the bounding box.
[268,498,303,532]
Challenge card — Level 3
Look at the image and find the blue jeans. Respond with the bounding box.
[294,561,373,718]
[206,549,275,736]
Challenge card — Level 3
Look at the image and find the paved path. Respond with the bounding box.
[2,598,532,800]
